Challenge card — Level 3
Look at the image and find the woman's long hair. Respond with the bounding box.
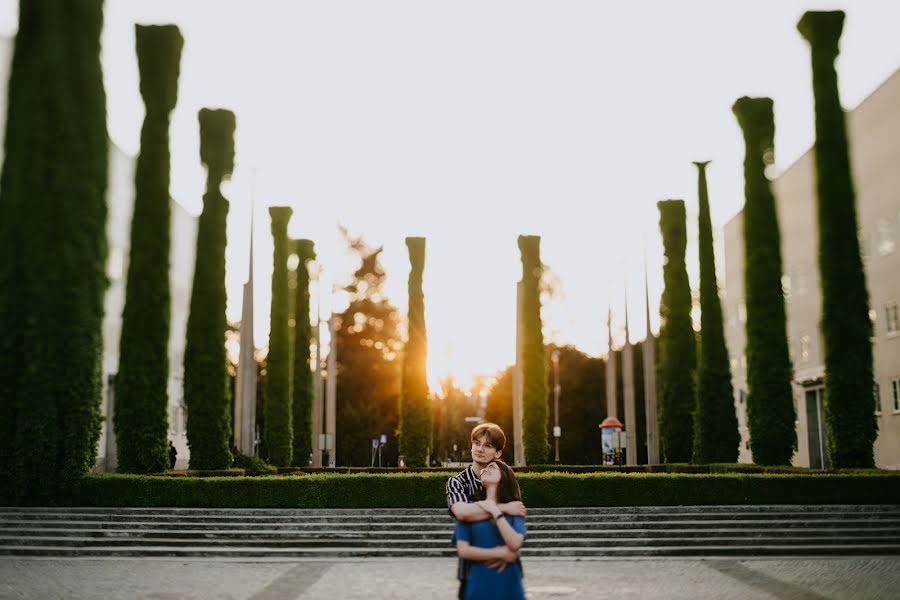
[474,459,521,504]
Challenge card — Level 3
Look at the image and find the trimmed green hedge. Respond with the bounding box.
[518,235,549,465]
[57,471,900,508]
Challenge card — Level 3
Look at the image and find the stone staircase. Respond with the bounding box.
[1,505,899,559]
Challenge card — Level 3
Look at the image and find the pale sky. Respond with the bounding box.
[2,1,899,391]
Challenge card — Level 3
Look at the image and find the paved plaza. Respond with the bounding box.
[1,556,898,599]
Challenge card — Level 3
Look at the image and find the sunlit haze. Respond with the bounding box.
[2,1,899,392]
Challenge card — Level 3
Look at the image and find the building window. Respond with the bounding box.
[892,378,900,413]
[877,218,896,256]
[886,302,900,335]
[796,273,808,297]
[799,334,811,363]
[874,381,882,415]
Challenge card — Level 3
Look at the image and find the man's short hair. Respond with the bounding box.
[470,422,506,452]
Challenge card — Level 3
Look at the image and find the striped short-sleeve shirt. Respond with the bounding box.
[446,465,482,513]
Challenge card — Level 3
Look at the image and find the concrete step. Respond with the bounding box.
[3,535,898,549]
[2,506,898,559]
[3,518,897,533]
[6,526,899,540]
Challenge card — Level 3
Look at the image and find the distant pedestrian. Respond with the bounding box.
[168,440,177,470]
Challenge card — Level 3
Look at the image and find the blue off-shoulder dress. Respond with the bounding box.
[453,516,527,600]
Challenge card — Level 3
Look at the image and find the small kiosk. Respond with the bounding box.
[600,416,625,465]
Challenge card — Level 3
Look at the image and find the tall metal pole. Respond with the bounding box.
[311,266,323,467]
[605,305,617,419]
[643,253,660,464]
[551,349,561,464]
[623,287,637,465]
[234,171,257,456]
[325,313,337,467]
[512,282,525,466]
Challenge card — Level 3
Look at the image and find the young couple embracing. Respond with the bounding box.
[446,423,527,600]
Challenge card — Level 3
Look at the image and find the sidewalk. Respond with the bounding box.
[1,556,898,599]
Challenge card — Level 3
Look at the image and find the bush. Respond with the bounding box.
[53,470,900,508]
[232,451,276,475]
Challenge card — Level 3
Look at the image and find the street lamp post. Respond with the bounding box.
[551,349,561,464]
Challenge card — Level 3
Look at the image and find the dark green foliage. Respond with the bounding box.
[398,237,432,467]
[61,471,900,508]
[334,232,402,466]
[657,201,696,463]
[232,451,274,474]
[291,239,316,466]
[518,236,549,465]
[115,25,183,474]
[798,11,877,468]
[265,207,294,466]
[484,346,613,465]
[184,109,235,470]
[692,162,740,463]
[484,367,514,444]
[0,0,108,502]
[733,97,797,465]
[432,380,481,464]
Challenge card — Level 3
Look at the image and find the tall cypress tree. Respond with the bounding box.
[657,200,696,463]
[798,11,876,468]
[183,109,235,470]
[266,207,294,466]
[518,235,549,465]
[291,239,316,466]
[0,0,108,502]
[114,25,183,474]
[733,97,797,465]
[399,237,431,467]
[692,162,740,464]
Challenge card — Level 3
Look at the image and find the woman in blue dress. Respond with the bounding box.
[453,459,526,600]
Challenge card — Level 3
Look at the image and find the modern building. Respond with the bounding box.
[723,68,900,469]
[0,35,198,471]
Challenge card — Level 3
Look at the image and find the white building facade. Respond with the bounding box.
[723,69,900,469]
[0,35,198,471]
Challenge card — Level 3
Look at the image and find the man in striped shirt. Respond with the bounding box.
[447,423,526,598]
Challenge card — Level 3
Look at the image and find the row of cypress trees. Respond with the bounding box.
[658,10,876,469]
[0,0,109,502]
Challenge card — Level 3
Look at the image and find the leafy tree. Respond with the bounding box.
[798,11,876,468]
[334,229,403,466]
[692,161,740,463]
[265,207,294,466]
[0,0,108,501]
[484,367,514,445]
[657,200,696,463]
[733,96,797,465]
[518,235,549,465]
[398,237,431,467]
[432,378,480,464]
[291,239,316,466]
[115,24,183,474]
[184,109,235,470]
